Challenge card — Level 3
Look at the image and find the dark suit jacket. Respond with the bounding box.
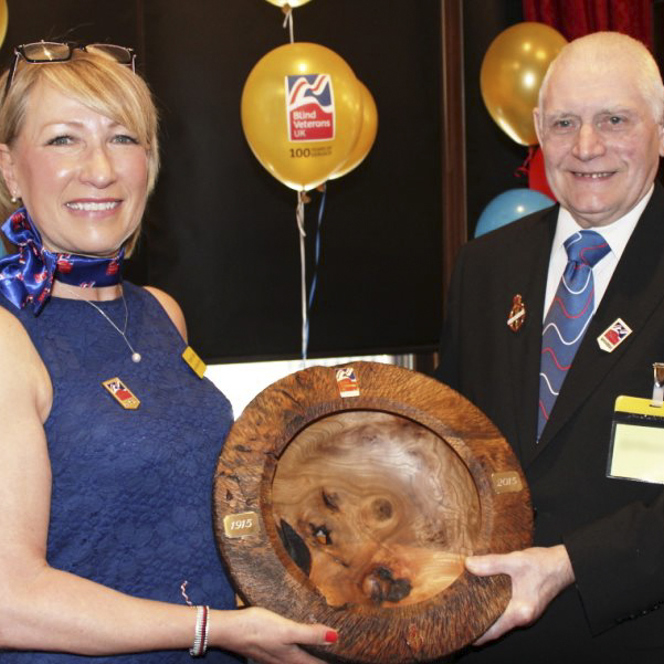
[436,183,664,663]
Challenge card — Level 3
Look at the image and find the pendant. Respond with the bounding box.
[102,377,140,409]
[132,352,142,363]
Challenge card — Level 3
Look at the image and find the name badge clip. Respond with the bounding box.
[652,362,664,407]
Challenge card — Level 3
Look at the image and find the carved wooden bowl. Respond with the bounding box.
[213,361,533,663]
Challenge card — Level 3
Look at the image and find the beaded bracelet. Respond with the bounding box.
[189,605,210,657]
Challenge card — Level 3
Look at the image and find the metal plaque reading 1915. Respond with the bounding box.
[213,361,533,664]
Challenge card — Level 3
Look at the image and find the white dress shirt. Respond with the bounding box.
[543,185,654,319]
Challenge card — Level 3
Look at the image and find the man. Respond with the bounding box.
[437,32,664,662]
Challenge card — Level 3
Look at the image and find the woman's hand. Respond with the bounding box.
[216,606,338,664]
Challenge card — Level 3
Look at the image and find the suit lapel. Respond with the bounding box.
[507,209,557,464]
[534,184,664,456]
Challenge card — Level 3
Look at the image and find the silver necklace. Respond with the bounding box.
[61,284,142,363]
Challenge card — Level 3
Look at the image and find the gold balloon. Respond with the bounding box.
[0,0,8,50]
[241,42,363,191]
[329,80,377,180]
[480,22,567,146]
[264,0,312,7]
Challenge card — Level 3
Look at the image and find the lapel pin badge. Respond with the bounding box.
[597,318,632,353]
[102,377,140,410]
[507,294,526,332]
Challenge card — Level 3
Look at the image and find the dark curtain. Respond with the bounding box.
[463,0,527,237]
[135,1,443,363]
[522,0,653,48]
[0,2,444,364]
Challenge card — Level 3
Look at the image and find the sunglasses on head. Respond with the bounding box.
[3,41,136,101]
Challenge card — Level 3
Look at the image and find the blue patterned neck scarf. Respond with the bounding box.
[0,208,124,315]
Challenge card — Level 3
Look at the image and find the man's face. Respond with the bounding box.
[534,58,664,228]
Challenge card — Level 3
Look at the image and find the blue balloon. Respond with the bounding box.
[475,188,555,238]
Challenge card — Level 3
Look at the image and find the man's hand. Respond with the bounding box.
[465,544,575,645]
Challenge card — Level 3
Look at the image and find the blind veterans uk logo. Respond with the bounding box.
[285,73,335,141]
[597,317,633,353]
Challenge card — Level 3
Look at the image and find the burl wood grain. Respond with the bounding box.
[272,411,479,608]
[214,361,533,664]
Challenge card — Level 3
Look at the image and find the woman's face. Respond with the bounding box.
[0,80,149,256]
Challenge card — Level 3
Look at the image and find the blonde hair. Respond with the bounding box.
[538,32,664,127]
[0,48,160,255]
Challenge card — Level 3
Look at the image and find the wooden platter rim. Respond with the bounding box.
[213,361,533,663]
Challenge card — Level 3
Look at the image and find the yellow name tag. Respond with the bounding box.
[182,346,207,378]
[609,396,664,484]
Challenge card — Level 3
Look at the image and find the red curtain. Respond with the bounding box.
[522,0,653,50]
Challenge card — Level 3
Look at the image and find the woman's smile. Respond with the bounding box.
[0,81,149,256]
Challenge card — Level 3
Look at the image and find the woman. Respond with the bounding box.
[0,42,336,663]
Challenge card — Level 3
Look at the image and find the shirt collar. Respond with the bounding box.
[553,184,654,261]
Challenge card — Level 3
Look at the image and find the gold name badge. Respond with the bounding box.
[223,512,260,539]
[491,471,523,494]
[182,346,207,378]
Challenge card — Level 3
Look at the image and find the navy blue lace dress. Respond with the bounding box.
[0,283,242,663]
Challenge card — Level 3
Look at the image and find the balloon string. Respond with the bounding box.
[515,145,537,179]
[282,6,295,43]
[308,184,326,310]
[296,190,308,362]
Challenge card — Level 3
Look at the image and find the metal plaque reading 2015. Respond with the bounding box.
[286,73,335,141]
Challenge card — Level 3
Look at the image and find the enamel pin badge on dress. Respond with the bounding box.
[507,294,526,332]
[102,377,140,409]
[597,318,632,353]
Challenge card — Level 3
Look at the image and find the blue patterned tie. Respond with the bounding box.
[538,230,610,440]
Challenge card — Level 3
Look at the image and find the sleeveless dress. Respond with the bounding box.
[0,283,242,663]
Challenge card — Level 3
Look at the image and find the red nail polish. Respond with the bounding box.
[325,630,338,643]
